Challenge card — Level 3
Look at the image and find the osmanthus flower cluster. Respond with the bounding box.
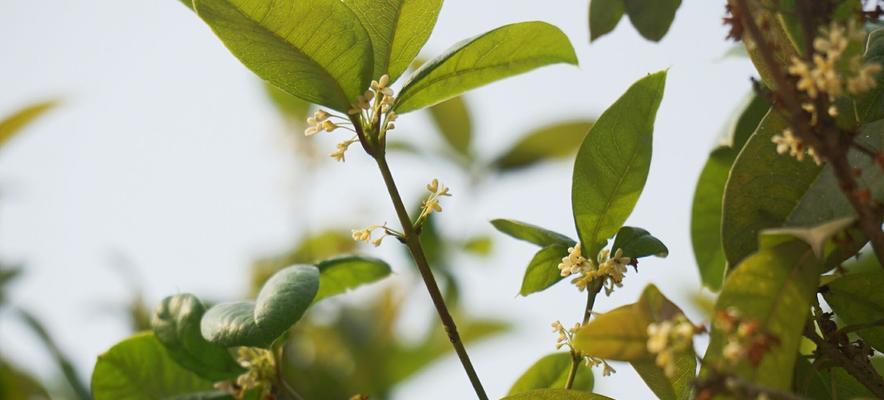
[771,20,882,164]
[303,74,399,162]
[557,244,633,295]
[645,315,703,378]
[215,348,276,399]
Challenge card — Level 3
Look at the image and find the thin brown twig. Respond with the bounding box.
[804,322,884,397]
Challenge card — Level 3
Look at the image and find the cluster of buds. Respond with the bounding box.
[559,245,633,295]
[215,347,276,400]
[715,308,779,367]
[352,223,395,247]
[349,74,398,138]
[776,20,882,164]
[303,108,359,162]
[551,320,616,376]
[646,315,703,377]
[417,178,452,223]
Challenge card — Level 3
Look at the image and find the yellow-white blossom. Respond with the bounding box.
[771,128,822,165]
[305,109,331,136]
[330,137,359,162]
[418,178,452,221]
[558,244,590,277]
[646,316,699,377]
[352,224,391,247]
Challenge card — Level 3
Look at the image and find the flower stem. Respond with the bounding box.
[372,154,489,400]
[564,284,602,389]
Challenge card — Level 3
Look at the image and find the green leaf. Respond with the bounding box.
[691,94,769,291]
[92,332,214,400]
[344,0,442,83]
[250,230,356,295]
[264,81,311,123]
[573,285,684,361]
[177,0,194,10]
[690,147,737,290]
[622,0,681,42]
[823,269,884,352]
[792,356,875,399]
[502,389,614,400]
[519,244,571,296]
[493,121,594,172]
[491,219,576,248]
[192,0,373,112]
[631,357,696,400]
[428,96,472,158]
[314,256,392,302]
[589,0,625,42]
[151,294,243,381]
[508,353,593,395]
[856,28,884,123]
[0,100,58,150]
[201,265,319,348]
[572,71,667,256]
[573,285,695,400]
[722,114,883,269]
[611,226,668,259]
[701,240,823,390]
[395,21,578,113]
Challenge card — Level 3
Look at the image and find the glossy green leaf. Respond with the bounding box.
[823,270,884,352]
[178,0,194,10]
[193,0,372,112]
[250,230,356,296]
[201,265,319,348]
[151,294,243,381]
[428,96,472,158]
[92,332,214,400]
[264,81,311,123]
[722,114,883,269]
[589,0,625,42]
[622,0,681,42]
[690,147,736,290]
[691,94,769,290]
[395,21,578,113]
[502,389,613,400]
[314,256,392,302]
[0,100,57,150]
[519,244,570,296]
[573,285,694,400]
[508,353,593,395]
[792,355,875,399]
[572,71,666,256]
[491,219,576,248]
[611,226,668,259]
[702,240,823,390]
[493,121,594,172]
[344,0,441,83]
[856,28,883,123]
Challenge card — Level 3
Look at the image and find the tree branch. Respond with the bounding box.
[804,323,884,397]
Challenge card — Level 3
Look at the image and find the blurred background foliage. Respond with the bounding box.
[0,70,596,398]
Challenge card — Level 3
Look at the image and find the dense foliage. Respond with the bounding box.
[2,0,883,399]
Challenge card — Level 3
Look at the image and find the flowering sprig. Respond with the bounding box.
[774,20,882,165]
[558,244,633,295]
[551,320,616,377]
[348,74,399,142]
[646,315,703,377]
[415,178,452,227]
[352,223,402,247]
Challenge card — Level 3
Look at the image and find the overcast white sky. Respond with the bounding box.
[0,1,755,399]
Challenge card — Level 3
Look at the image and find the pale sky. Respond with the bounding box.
[0,1,754,399]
